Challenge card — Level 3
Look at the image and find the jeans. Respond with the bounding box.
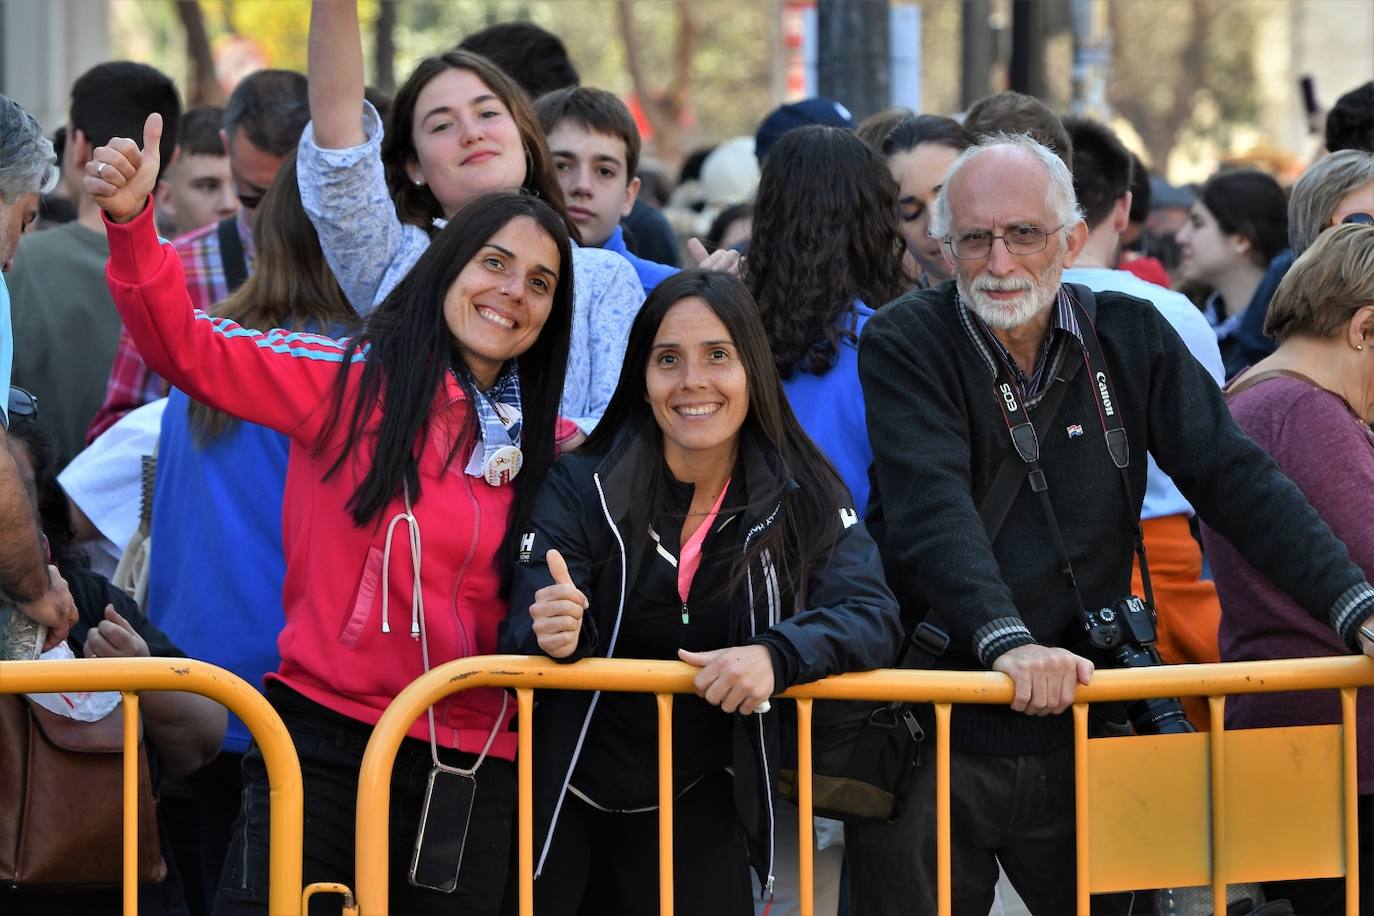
[845,744,1137,915]
[212,683,515,916]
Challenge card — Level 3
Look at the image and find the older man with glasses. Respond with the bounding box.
[0,94,77,651]
[845,133,1374,915]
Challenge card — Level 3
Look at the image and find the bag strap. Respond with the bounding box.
[217,216,249,294]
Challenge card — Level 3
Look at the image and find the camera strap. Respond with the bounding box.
[984,284,1155,615]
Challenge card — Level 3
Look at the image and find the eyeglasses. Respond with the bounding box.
[1341,212,1374,226]
[7,387,37,420]
[945,225,1065,260]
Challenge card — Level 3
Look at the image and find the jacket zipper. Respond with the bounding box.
[536,471,630,879]
[741,500,782,899]
[439,474,482,733]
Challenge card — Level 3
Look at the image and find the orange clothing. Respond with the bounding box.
[1131,513,1222,731]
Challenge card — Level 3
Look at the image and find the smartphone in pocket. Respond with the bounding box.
[409,767,477,893]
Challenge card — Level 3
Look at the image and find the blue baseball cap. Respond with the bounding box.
[754,97,856,162]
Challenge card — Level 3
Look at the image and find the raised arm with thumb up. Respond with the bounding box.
[529,548,590,659]
[83,111,163,224]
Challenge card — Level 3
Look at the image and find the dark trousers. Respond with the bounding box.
[535,770,753,916]
[160,750,245,916]
[211,684,515,916]
[845,745,1138,916]
[1261,794,1373,915]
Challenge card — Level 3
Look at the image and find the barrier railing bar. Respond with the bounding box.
[352,655,1374,914]
[0,658,304,916]
[123,691,139,916]
[935,702,952,916]
[1073,703,1091,916]
[1209,695,1227,916]
[301,882,358,914]
[517,687,535,916]
[657,693,675,916]
[1342,687,1358,915]
[796,697,814,916]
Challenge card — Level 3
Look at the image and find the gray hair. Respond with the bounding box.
[0,94,59,203]
[1288,149,1374,256]
[929,132,1084,242]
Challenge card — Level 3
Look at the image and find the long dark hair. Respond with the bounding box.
[320,193,574,569]
[744,126,908,379]
[382,49,572,238]
[581,270,849,602]
[188,151,359,443]
[1199,169,1289,266]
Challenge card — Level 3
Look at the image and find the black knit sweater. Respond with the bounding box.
[861,280,1374,755]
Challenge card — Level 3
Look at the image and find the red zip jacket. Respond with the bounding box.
[105,204,571,759]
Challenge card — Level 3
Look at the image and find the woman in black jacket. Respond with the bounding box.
[500,270,901,916]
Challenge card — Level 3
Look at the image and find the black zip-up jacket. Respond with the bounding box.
[499,423,901,893]
[861,280,1374,755]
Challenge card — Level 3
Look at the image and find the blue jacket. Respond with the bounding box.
[781,302,874,513]
[601,224,679,296]
[146,388,288,753]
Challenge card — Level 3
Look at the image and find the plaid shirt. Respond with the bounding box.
[86,214,255,442]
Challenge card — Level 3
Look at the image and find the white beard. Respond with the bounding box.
[957,261,1065,331]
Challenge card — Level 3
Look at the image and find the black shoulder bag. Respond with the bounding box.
[217,216,250,295]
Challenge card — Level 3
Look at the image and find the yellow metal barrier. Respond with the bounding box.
[0,657,306,916]
[355,654,1374,916]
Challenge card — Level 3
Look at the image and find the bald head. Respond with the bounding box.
[931,133,1082,242]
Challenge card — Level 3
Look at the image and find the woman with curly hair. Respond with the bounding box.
[744,125,909,514]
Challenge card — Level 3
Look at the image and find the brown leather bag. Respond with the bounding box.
[0,693,167,887]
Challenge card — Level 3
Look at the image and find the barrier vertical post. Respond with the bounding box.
[1341,688,1359,916]
[1209,695,1227,916]
[518,688,535,916]
[657,693,675,916]
[797,698,815,916]
[1073,703,1091,915]
[935,702,952,916]
[123,691,139,916]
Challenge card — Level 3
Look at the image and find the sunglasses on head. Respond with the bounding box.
[7,387,37,420]
[1341,212,1374,226]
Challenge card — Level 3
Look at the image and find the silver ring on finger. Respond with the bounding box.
[97,162,109,179]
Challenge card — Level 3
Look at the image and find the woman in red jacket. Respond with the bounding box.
[85,115,577,915]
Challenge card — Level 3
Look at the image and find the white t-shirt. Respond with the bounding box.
[58,398,167,579]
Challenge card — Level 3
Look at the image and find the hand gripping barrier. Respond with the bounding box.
[355,654,1374,916]
[0,657,306,916]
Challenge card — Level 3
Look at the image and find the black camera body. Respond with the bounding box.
[1078,597,1195,735]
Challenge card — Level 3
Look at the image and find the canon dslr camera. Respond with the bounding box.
[1078,597,1195,735]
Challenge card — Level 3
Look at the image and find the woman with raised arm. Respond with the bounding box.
[85,116,578,915]
[500,270,902,916]
[300,0,642,432]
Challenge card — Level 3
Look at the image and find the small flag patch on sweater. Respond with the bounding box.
[1066,424,1084,438]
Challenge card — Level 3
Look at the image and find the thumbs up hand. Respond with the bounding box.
[83,112,164,224]
[529,549,589,659]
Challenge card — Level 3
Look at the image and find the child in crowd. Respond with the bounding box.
[534,86,678,294]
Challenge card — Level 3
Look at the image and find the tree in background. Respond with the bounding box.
[1106,0,1265,173]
